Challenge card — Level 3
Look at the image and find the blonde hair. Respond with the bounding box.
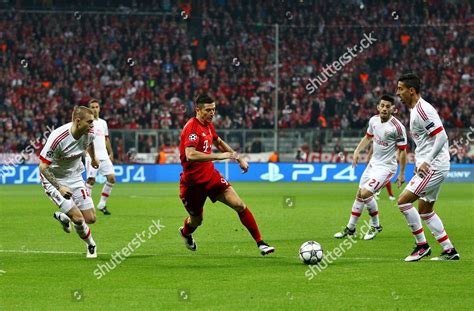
[72,106,94,121]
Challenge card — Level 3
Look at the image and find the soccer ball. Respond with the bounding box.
[299,241,324,265]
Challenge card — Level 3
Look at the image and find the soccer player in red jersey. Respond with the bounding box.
[178,94,275,256]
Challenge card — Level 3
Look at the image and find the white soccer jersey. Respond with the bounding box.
[39,122,94,179]
[91,118,110,160]
[409,97,450,171]
[366,115,407,171]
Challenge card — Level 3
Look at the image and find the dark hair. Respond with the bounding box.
[88,98,101,106]
[380,94,395,104]
[398,73,421,93]
[194,94,214,107]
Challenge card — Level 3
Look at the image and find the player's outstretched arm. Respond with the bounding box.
[397,148,407,188]
[214,137,249,173]
[39,162,72,199]
[352,136,372,167]
[185,147,237,162]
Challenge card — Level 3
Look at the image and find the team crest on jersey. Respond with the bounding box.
[46,151,53,158]
[188,133,198,141]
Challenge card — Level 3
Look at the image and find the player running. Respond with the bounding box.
[178,94,274,256]
[334,95,407,240]
[85,99,115,215]
[396,73,459,261]
[39,106,99,258]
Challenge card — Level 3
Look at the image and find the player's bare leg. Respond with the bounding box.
[398,190,431,261]
[97,174,115,215]
[81,208,96,224]
[66,205,97,258]
[216,186,274,256]
[418,200,459,260]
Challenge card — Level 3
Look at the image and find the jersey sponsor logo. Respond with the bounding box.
[58,153,84,161]
[188,133,198,141]
[425,122,435,130]
[373,136,389,147]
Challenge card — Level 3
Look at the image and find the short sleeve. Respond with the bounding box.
[39,133,58,164]
[182,123,199,148]
[417,103,444,137]
[395,123,408,150]
[366,117,374,138]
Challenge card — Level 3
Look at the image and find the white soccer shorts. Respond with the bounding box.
[359,164,394,194]
[405,170,448,202]
[85,157,115,178]
[41,177,94,213]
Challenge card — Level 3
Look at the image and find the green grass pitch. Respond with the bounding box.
[0,182,473,310]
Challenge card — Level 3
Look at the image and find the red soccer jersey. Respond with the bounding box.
[180,117,219,185]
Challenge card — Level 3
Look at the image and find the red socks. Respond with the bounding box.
[182,217,197,236]
[238,207,263,243]
[386,181,393,196]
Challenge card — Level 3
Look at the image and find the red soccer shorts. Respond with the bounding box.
[179,169,231,216]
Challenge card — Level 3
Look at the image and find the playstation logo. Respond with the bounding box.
[260,163,284,182]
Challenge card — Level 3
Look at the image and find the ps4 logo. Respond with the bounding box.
[260,163,358,182]
[260,163,284,182]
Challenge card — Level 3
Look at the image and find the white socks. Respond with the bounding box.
[398,203,427,245]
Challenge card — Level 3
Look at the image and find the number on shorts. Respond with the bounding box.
[81,189,87,200]
[221,178,228,185]
[368,178,380,190]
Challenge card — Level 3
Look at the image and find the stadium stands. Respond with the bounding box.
[0,0,471,160]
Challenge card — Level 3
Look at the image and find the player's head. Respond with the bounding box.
[377,94,395,122]
[194,94,216,125]
[88,98,101,119]
[72,106,94,136]
[396,73,421,107]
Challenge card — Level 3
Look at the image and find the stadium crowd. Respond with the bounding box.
[0,0,472,161]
